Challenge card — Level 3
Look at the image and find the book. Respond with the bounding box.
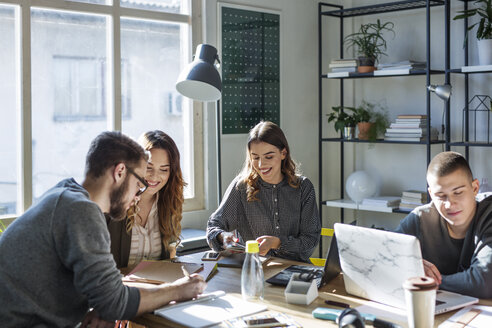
[395,118,427,123]
[123,260,217,284]
[461,65,492,73]
[385,133,425,138]
[385,137,432,142]
[329,62,357,68]
[327,71,350,78]
[154,290,267,328]
[373,68,411,76]
[385,128,426,133]
[389,123,426,128]
[402,190,426,198]
[330,59,357,64]
[397,114,427,119]
[439,305,492,328]
[361,196,400,207]
[377,60,426,70]
[330,67,357,73]
[217,252,271,268]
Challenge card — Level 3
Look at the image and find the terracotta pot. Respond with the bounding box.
[357,122,374,140]
[358,56,376,73]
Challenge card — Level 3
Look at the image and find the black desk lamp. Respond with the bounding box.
[176,44,223,203]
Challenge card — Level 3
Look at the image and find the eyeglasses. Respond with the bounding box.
[298,269,324,282]
[126,166,149,196]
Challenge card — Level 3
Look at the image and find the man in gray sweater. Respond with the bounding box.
[395,151,492,298]
[0,131,206,327]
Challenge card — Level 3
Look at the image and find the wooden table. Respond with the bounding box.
[133,253,492,327]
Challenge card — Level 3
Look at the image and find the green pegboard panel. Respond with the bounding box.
[221,6,280,134]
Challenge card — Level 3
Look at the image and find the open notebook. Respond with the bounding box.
[154,290,267,327]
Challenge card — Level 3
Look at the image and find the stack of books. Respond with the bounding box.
[385,114,438,142]
[327,59,357,77]
[399,190,428,211]
[361,196,400,208]
[374,60,426,76]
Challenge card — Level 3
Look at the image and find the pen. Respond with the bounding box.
[181,265,190,278]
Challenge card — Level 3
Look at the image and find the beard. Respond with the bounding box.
[107,175,130,221]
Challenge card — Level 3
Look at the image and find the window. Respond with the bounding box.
[0,5,18,216]
[1,0,203,217]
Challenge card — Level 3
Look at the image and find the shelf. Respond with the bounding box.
[321,0,444,18]
[323,199,410,214]
[321,138,446,145]
[449,141,492,147]
[322,70,443,79]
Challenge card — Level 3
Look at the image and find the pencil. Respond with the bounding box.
[181,265,190,278]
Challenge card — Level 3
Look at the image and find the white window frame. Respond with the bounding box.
[0,0,204,219]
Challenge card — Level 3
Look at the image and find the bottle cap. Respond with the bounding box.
[245,240,259,253]
[402,276,438,291]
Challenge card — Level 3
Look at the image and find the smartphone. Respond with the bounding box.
[201,251,220,261]
[244,317,286,327]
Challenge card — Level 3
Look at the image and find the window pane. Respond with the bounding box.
[120,18,193,197]
[121,0,189,15]
[31,9,108,200]
[0,5,19,215]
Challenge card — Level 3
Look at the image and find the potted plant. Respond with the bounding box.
[454,0,492,65]
[327,106,358,139]
[354,101,390,141]
[328,101,389,141]
[344,19,395,73]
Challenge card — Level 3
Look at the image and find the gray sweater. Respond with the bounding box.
[0,178,140,327]
[395,195,492,298]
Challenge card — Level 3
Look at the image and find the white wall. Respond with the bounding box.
[183,0,320,230]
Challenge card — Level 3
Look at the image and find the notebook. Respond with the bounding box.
[218,252,271,268]
[334,223,478,314]
[266,228,341,288]
[154,290,267,327]
[123,260,217,284]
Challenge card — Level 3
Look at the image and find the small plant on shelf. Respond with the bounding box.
[344,19,395,73]
[454,0,492,64]
[327,101,389,141]
[454,0,492,41]
[327,106,359,139]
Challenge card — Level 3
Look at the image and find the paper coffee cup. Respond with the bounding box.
[403,277,438,328]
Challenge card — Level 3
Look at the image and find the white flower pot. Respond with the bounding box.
[477,39,492,65]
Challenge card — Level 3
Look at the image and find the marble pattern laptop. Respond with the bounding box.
[334,223,478,313]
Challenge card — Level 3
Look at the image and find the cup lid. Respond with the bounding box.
[403,276,438,291]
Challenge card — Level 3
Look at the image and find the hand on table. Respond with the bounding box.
[256,235,281,256]
[423,259,442,285]
[170,274,207,302]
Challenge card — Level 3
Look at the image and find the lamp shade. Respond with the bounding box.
[428,84,452,101]
[176,44,222,102]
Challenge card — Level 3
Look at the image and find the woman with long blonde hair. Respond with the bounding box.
[206,121,320,262]
[108,130,186,268]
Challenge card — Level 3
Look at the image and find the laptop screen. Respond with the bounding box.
[335,223,424,309]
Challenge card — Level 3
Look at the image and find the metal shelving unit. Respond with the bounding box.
[450,2,492,157]
[317,0,449,257]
